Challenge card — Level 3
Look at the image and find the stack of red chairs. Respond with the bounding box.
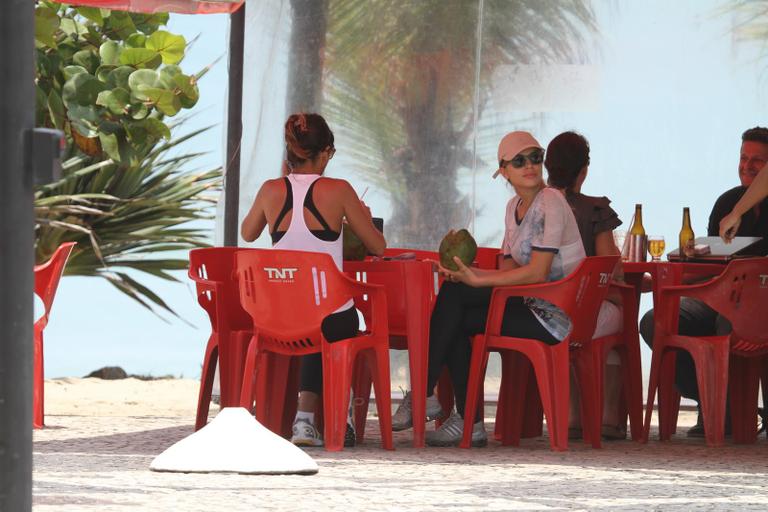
[643,258,768,446]
[237,249,394,451]
[33,241,76,429]
[188,247,253,430]
[460,256,620,451]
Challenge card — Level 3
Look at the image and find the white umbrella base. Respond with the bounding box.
[150,407,318,475]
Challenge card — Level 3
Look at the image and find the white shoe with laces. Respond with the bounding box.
[291,419,323,447]
[391,391,445,431]
[425,411,487,447]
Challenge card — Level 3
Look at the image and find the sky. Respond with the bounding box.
[42,1,768,384]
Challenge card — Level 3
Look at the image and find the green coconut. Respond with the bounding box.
[343,227,368,261]
[438,229,477,271]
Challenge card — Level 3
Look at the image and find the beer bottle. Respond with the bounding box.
[629,204,645,236]
[627,204,646,261]
[679,207,695,260]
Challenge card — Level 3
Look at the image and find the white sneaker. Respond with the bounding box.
[291,419,323,447]
[391,391,445,431]
[425,411,487,447]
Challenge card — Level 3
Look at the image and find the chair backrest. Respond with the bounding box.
[485,255,618,343]
[34,242,76,328]
[236,249,357,351]
[474,247,501,270]
[344,259,437,337]
[680,258,768,346]
[188,247,252,332]
[557,256,619,344]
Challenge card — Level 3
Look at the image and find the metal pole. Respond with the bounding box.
[223,4,245,247]
[0,3,35,511]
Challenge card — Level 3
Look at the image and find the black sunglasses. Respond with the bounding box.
[501,149,544,169]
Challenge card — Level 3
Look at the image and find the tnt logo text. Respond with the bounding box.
[264,267,299,281]
[760,274,768,288]
[598,272,610,286]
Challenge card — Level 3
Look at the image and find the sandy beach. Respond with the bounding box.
[33,377,768,511]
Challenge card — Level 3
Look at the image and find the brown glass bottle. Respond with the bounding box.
[679,207,695,260]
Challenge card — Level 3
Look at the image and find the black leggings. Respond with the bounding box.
[299,306,359,394]
[426,281,558,421]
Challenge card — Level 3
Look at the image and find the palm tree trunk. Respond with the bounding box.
[286,0,328,114]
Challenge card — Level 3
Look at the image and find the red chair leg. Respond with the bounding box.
[195,336,218,431]
[501,352,533,446]
[33,327,44,429]
[494,353,511,440]
[643,341,665,443]
[729,355,760,444]
[657,351,681,441]
[408,335,429,448]
[279,356,301,439]
[263,353,293,435]
[322,344,354,452]
[532,343,570,452]
[573,347,602,448]
[693,342,729,447]
[619,340,644,442]
[352,354,372,444]
[367,344,394,450]
[521,371,544,439]
[460,336,488,449]
[239,336,259,410]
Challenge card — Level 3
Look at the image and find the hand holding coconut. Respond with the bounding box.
[437,229,480,286]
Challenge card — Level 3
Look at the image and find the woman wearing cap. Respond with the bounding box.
[241,113,385,448]
[391,131,586,447]
[545,131,626,440]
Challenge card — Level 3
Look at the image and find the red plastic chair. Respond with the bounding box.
[33,241,76,429]
[460,256,620,451]
[237,249,394,452]
[643,258,768,446]
[188,247,253,430]
[345,250,439,447]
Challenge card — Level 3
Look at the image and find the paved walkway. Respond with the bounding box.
[33,407,768,511]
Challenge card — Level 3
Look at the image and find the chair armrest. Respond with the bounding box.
[657,280,714,300]
[339,274,388,337]
[485,280,576,337]
[488,280,574,313]
[653,280,718,336]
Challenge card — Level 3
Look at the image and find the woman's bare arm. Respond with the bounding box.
[341,182,386,255]
[720,164,768,241]
[441,250,554,288]
[240,183,271,242]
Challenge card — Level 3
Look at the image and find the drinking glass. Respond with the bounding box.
[613,230,628,260]
[648,235,665,261]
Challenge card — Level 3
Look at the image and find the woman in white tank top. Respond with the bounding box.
[241,113,385,447]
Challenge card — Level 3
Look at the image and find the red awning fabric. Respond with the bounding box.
[50,0,243,14]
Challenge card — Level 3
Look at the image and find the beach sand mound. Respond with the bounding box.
[44,377,200,417]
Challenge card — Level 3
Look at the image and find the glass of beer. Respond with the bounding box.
[648,235,665,261]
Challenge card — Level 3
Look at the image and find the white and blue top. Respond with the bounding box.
[501,187,586,341]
